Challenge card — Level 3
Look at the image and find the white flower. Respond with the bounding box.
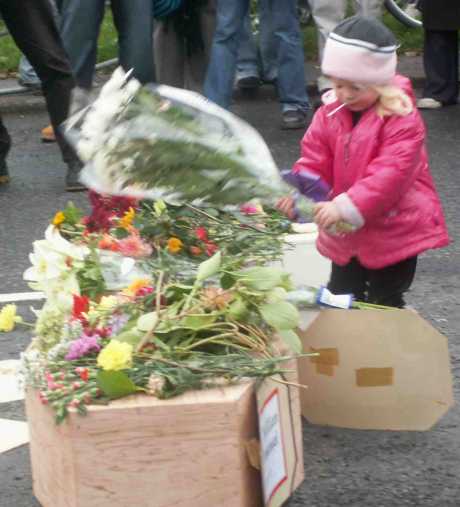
[23,225,88,294]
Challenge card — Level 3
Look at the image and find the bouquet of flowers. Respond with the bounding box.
[64,67,314,218]
[13,197,308,423]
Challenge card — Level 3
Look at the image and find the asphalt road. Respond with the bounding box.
[0,83,459,507]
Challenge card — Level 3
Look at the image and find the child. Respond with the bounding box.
[278,15,449,308]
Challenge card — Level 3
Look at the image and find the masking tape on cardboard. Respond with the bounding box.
[355,367,394,387]
[309,348,339,376]
[245,438,261,470]
[309,348,339,365]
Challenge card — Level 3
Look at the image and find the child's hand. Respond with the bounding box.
[276,196,296,220]
[313,201,342,230]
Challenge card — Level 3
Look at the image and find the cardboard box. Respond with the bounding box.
[297,308,454,431]
[26,367,303,507]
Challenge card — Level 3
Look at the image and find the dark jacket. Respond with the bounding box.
[419,0,460,31]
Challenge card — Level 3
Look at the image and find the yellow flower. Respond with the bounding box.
[119,207,136,229]
[97,340,133,371]
[167,237,183,254]
[122,278,152,296]
[0,304,19,332]
[52,211,65,226]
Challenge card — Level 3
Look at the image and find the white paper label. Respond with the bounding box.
[317,286,353,309]
[259,388,287,505]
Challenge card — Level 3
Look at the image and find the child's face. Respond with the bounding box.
[331,78,380,112]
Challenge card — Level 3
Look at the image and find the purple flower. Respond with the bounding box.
[65,334,101,361]
[107,313,129,335]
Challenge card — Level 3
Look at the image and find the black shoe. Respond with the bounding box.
[65,160,86,192]
[0,161,10,185]
[237,75,260,90]
[280,110,309,130]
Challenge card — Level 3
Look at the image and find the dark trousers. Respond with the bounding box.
[327,256,418,308]
[0,0,77,165]
[423,29,459,105]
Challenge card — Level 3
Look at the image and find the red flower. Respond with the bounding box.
[84,191,139,232]
[190,246,203,256]
[195,227,208,242]
[205,242,219,256]
[75,367,90,382]
[72,294,90,320]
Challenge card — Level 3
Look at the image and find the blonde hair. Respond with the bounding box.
[373,85,413,117]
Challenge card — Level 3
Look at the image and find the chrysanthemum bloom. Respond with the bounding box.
[119,207,136,229]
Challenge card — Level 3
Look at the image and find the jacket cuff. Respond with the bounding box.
[333,193,365,229]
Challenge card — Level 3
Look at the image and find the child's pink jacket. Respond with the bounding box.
[292,75,449,269]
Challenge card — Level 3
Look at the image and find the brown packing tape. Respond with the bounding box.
[244,438,261,470]
[356,367,394,387]
[309,347,339,376]
[309,348,339,365]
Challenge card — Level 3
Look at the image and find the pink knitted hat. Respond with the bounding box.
[321,16,398,85]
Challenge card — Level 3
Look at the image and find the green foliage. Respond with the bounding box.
[97,370,139,399]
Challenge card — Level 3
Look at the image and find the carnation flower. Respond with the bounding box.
[0,304,20,332]
[97,339,133,371]
[118,232,153,258]
[167,237,183,254]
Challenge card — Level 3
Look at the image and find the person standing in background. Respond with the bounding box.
[204,0,311,130]
[416,0,460,109]
[309,0,383,93]
[59,0,155,111]
[154,0,216,92]
[0,0,83,191]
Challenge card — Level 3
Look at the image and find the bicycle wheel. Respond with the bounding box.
[384,0,422,29]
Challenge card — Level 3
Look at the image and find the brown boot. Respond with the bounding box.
[41,124,56,143]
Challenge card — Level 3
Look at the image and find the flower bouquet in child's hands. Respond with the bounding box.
[63,67,314,218]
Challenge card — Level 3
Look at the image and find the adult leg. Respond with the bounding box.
[258,0,278,83]
[327,258,367,302]
[422,30,459,105]
[1,0,78,166]
[0,115,11,184]
[60,0,105,90]
[186,0,217,92]
[309,0,345,91]
[236,14,261,87]
[367,256,418,308]
[204,0,249,109]
[353,0,382,17]
[154,20,186,88]
[111,0,155,84]
[266,0,310,129]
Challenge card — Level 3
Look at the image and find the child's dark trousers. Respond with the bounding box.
[328,256,418,308]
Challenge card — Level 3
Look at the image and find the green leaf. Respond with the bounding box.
[259,301,299,330]
[181,313,217,330]
[112,228,129,239]
[277,329,302,354]
[220,273,236,289]
[266,287,287,303]
[196,251,221,282]
[114,330,143,347]
[97,370,138,399]
[227,298,248,319]
[236,266,285,291]
[62,202,83,225]
[154,199,167,216]
[136,312,158,332]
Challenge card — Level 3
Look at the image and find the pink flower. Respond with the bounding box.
[240,203,259,215]
[195,227,208,241]
[117,232,153,258]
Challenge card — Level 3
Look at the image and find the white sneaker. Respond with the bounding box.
[416,97,443,109]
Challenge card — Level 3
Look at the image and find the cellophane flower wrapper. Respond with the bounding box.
[63,68,313,217]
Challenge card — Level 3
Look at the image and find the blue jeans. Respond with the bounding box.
[236,10,277,83]
[204,0,310,112]
[60,0,154,89]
